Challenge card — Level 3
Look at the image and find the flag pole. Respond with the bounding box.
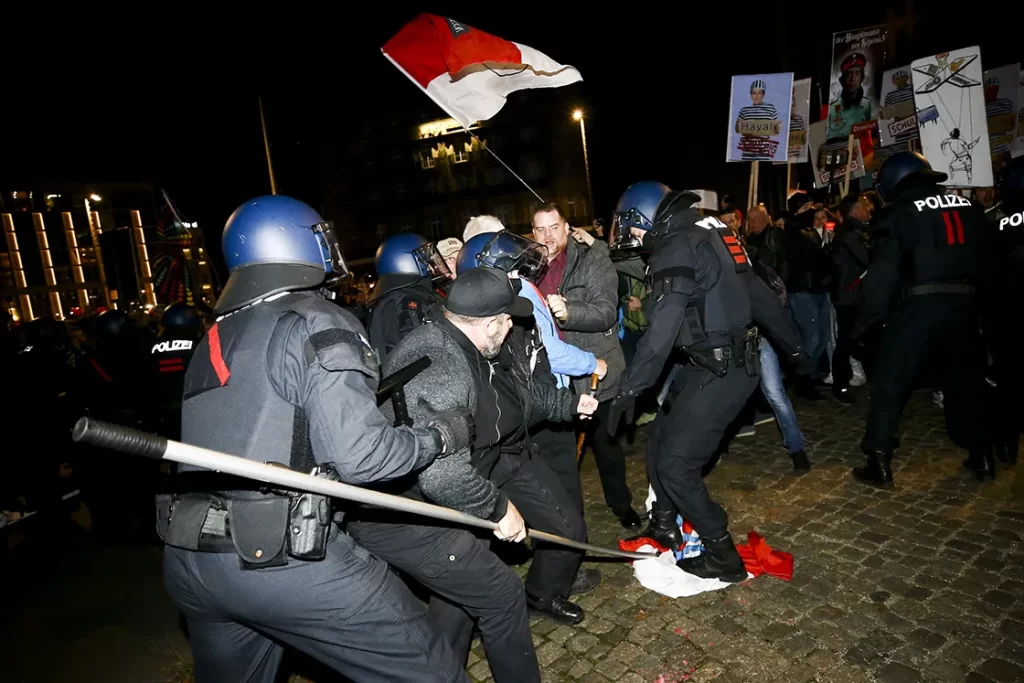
[258,95,278,195]
[470,130,545,203]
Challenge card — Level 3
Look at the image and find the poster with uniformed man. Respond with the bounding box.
[827,26,887,140]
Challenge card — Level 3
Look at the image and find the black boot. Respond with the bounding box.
[526,594,585,625]
[628,501,683,550]
[962,448,996,481]
[676,533,747,583]
[852,448,893,488]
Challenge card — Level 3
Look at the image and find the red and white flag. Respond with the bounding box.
[382,14,583,129]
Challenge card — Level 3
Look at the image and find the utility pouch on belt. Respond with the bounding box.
[743,328,760,377]
[227,494,290,569]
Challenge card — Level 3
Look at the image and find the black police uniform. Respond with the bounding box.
[149,330,198,440]
[366,275,438,361]
[616,195,804,579]
[853,184,995,483]
[163,290,467,682]
[990,168,1024,465]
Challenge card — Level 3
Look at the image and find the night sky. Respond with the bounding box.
[2,4,1013,254]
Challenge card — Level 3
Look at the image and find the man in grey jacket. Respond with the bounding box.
[532,202,640,531]
[348,267,598,669]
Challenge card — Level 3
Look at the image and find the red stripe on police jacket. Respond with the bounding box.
[207,323,231,386]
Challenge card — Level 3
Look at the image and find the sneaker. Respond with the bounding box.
[850,359,866,386]
[635,412,657,426]
[823,374,834,385]
[736,424,756,438]
[932,391,944,409]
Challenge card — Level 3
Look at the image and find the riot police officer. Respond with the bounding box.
[606,182,806,583]
[852,152,995,485]
[150,302,203,440]
[366,234,450,360]
[991,156,1024,465]
[164,195,474,682]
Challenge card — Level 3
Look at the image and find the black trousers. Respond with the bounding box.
[163,534,466,683]
[647,364,758,539]
[831,304,858,391]
[346,517,539,683]
[492,453,586,601]
[531,422,584,513]
[863,296,988,455]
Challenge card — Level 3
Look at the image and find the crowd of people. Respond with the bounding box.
[1,150,1021,682]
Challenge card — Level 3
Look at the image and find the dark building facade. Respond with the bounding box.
[321,90,593,261]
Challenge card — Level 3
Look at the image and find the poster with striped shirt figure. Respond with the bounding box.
[878,66,918,147]
[726,73,793,163]
[983,63,1020,166]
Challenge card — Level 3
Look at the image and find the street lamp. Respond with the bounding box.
[572,109,593,223]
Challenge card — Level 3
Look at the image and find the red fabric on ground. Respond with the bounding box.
[736,531,793,581]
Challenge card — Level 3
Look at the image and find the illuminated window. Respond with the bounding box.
[420,152,436,169]
[454,148,469,163]
[567,200,577,220]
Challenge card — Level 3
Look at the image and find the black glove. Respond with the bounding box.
[606,394,637,437]
[425,409,475,456]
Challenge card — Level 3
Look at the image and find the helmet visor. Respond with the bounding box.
[411,242,454,283]
[608,212,645,250]
[478,231,549,282]
[312,221,350,280]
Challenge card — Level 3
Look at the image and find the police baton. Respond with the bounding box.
[71,418,657,561]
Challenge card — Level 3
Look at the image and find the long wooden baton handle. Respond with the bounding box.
[72,417,656,561]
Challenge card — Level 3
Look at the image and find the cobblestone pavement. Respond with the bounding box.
[468,389,1024,683]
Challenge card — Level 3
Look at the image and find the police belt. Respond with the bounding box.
[157,480,339,569]
[905,282,975,297]
[686,328,759,378]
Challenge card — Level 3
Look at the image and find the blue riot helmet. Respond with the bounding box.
[610,181,673,249]
[456,231,549,281]
[875,151,948,203]
[371,234,451,302]
[217,195,348,314]
[93,309,133,338]
[161,302,203,336]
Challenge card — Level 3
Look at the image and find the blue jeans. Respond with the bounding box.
[759,338,806,453]
[787,292,831,378]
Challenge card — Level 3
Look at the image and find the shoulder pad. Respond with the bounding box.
[292,300,379,377]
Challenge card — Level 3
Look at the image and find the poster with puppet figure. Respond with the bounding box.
[911,46,993,188]
[827,25,886,140]
[725,73,793,163]
[808,120,865,189]
[983,63,1020,167]
[879,66,919,146]
[1013,68,1024,158]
